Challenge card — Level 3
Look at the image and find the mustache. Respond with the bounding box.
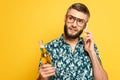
[69,26,78,31]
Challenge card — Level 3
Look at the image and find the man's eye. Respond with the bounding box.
[69,16,74,20]
[78,19,84,23]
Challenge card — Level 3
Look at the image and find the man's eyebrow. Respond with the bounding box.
[68,15,85,20]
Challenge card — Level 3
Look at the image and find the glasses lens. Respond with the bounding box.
[66,15,74,23]
[77,19,85,26]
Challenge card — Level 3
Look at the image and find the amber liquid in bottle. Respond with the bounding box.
[39,40,52,65]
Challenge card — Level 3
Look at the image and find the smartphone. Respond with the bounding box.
[84,23,88,36]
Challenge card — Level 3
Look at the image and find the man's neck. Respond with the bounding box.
[63,34,79,53]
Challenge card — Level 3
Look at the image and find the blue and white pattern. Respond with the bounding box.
[45,35,101,80]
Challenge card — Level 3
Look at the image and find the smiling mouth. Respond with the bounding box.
[69,27,77,32]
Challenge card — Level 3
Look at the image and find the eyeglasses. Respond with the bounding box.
[66,15,87,26]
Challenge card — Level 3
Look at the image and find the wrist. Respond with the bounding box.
[87,50,96,57]
[86,48,95,53]
[38,74,48,80]
[41,76,48,80]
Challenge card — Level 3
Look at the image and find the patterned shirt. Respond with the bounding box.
[45,35,101,80]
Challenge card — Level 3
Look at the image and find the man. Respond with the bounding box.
[38,3,108,80]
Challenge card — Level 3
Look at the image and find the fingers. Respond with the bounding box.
[84,30,92,42]
[39,64,55,78]
[42,71,55,78]
[41,66,55,74]
[84,29,92,36]
[41,64,52,68]
[84,36,92,44]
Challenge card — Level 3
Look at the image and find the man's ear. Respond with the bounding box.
[64,15,66,22]
[83,23,87,29]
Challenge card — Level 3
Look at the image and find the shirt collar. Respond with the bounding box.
[59,34,84,44]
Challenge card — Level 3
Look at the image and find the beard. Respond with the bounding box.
[64,24,83,39]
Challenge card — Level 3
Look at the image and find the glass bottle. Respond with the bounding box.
[39,40,52,65]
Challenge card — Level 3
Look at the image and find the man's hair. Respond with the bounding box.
[66,3,90,18]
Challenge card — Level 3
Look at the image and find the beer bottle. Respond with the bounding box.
[39,40,52,65]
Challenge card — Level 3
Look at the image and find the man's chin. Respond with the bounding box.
[66,34,79,39]
[68,32,77,36]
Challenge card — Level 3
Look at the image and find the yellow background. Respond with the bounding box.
[0,0,120,80]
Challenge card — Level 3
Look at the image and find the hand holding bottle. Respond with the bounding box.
[39,64,56,79]
[38,40,55,80]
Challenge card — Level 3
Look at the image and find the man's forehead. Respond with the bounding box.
[67,9,88,20]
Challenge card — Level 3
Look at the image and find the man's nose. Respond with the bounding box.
[72,20,77,27]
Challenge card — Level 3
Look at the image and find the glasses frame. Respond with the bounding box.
[66,15,87,27]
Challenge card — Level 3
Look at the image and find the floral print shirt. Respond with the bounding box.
[45,35,101,80]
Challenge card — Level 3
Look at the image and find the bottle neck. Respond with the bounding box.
[40,47,48,58]
[40,48,44,55]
